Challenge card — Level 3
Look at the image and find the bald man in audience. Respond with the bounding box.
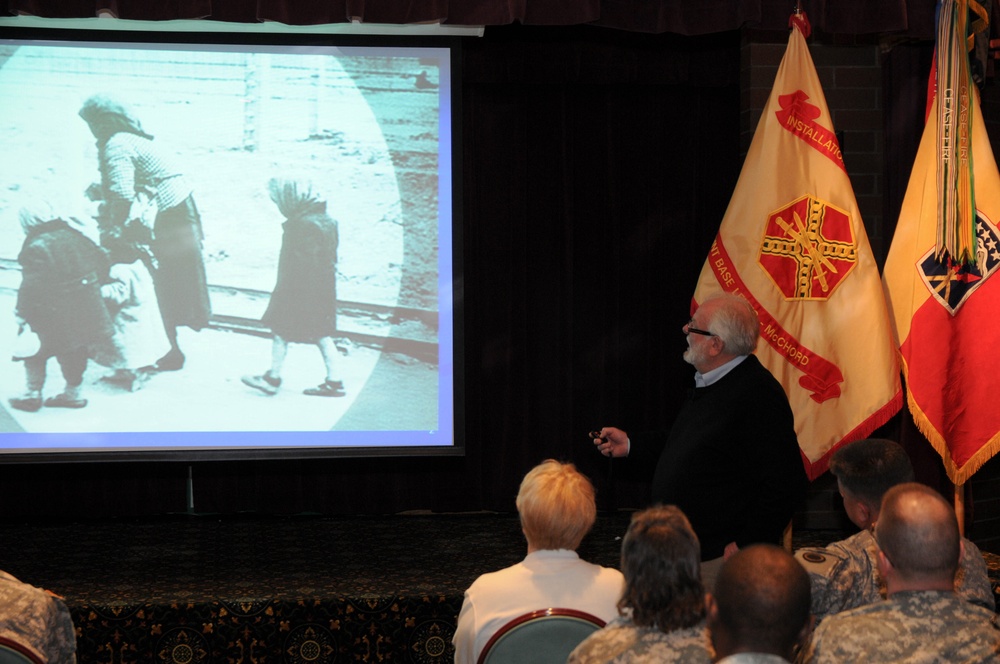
[802,483,1000,663]
[707,544,812,664]
[795,438,993,623]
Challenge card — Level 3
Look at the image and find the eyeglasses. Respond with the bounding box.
[685,319,715,337]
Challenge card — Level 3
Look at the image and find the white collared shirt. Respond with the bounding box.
[452,549,624,664]
[694,354,748,388]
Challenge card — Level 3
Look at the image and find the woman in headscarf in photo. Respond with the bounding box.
[79,94,211,372]
[9,197,114,412]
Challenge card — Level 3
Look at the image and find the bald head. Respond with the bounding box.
[875,483,960,586]
[709,544,811,659]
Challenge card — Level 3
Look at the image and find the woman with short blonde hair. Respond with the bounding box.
[516,459,597,552]
[453,459,623,664]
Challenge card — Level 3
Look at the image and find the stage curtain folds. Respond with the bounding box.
[5,0,934,37]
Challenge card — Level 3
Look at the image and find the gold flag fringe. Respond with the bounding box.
[900,354,1000,485]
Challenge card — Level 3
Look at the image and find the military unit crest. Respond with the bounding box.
[758,194,858,301]
[918,211,1000,315]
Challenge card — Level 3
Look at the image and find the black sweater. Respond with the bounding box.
[632,355,808,560]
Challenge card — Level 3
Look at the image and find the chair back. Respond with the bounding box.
[0,636,44,664]
[476,608,605,664]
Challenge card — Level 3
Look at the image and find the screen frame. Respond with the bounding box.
[0,24,465,464]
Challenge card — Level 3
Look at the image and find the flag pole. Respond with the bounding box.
[954,481,966,537]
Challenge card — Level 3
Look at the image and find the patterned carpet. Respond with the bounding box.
[0,513,990,663]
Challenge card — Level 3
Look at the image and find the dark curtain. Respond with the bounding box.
[4,0,937,38]
[0,25,740,518]
[453,26,741,512]
[882,41,932,243]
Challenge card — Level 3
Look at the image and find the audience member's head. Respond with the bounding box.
[875,482,961,592]
[515,459,596,552]
[617,505,704,632]
[829,438,914,529]
[708,544,812,661]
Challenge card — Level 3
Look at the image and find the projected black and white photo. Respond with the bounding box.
[0,36,457,456]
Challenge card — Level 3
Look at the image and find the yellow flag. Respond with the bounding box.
[692,17,901,479]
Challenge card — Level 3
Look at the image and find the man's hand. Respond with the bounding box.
[591,427,629,458]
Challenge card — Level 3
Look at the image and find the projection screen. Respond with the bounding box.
[0,30,462,461]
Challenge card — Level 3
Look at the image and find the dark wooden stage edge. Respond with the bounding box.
[0,512,997,663]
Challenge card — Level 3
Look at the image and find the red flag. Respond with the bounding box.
[692,15,902,480]
[882,89,1000,485]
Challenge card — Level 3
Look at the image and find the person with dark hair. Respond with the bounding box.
[8,198,114,412]
[803,483,1000,662]
[592,293,808,587]
[708,544,812,663]
[568,505,712,663]
[453,460,624,664]
[241,178,345,397]
[79,94,211,372]
[795,438,993,622]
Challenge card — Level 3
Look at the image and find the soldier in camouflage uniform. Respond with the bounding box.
[568,505,713,664]
[0,569,77,663]
[802,483,1000,663]
[795,438,994,624]
[708,544,812,664]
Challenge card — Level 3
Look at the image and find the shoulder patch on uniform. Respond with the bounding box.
[795,547,846,575]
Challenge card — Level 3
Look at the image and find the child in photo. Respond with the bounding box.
[98,238,171,391]
[242,178,345,397]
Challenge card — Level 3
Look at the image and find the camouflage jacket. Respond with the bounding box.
[802,589,1000,663]
[795,528,995,623]
[716,654,791,664]
[568,616,714,664]
[0,570,77,663]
